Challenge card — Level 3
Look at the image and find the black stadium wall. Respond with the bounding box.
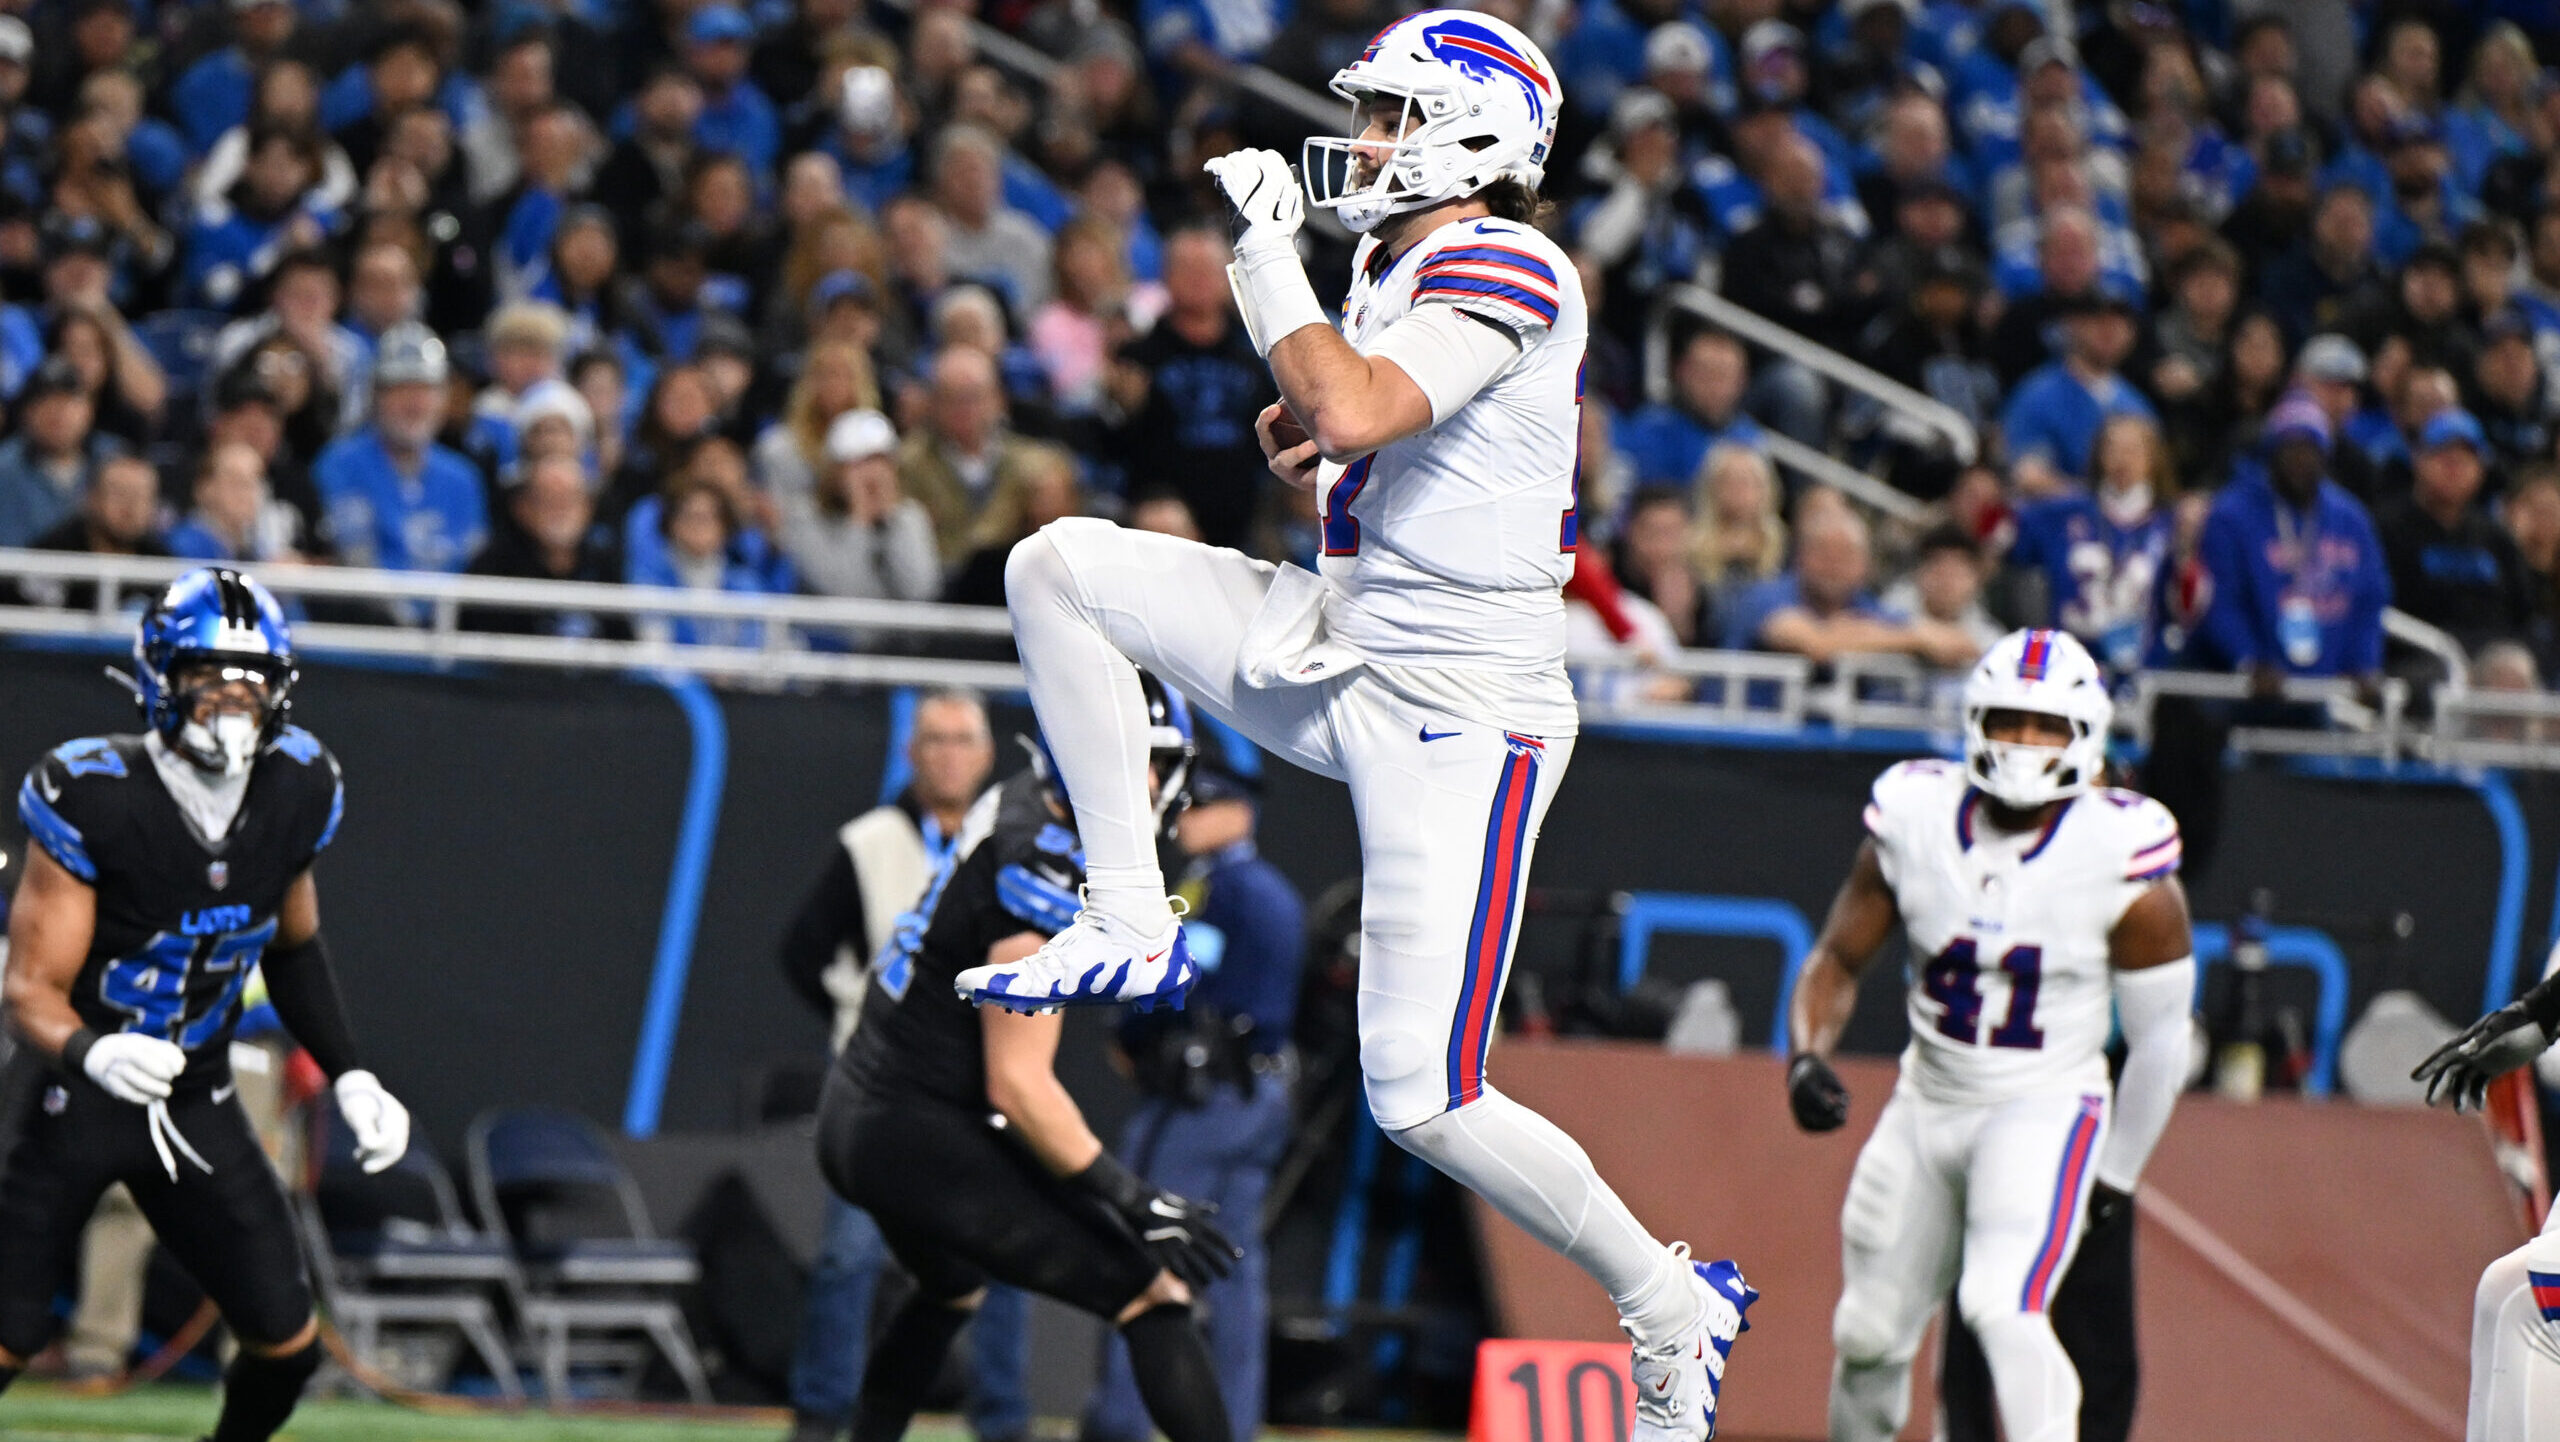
[4,645,2557,1153]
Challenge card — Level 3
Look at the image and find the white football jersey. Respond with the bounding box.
[1314,215,1588,674]
[1864,757,2182,1106]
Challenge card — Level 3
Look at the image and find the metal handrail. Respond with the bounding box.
[0,548,1015,635]
[2383,607,2471,692]
[1758,429,1930,524]
[1650,283,1981,464]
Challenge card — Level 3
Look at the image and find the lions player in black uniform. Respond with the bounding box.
[0,568,411,1442]
[820,673,1241,1442]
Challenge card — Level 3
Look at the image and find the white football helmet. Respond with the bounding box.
[1303,9,1559,234]
[1961,628,2115,810]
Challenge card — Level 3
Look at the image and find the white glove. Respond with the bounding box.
[1204,148,1304,258]
[1203,149,1328,357]
[83,1033,186,1105]
[335,1069,412,1174]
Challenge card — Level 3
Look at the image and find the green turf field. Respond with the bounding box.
[0,1383,845,1442]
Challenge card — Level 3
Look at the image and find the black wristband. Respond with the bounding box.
[1072,1150,1148,1213]
[61,1026,100,1074]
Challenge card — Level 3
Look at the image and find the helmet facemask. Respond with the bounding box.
[1964,705,2101,812]
[1304,87,1469,233]
[164,657,290,776]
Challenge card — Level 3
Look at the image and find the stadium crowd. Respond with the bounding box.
[0,0,2556,705]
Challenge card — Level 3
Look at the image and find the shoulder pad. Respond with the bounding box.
[1409,225,1563,336]
[2098,789,2182,881]
[19,738,133,883]
[1868,757,1963,834]
[271,725,325,766]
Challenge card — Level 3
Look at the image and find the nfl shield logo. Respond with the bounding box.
[42,1086,66,1115]
[207,860,228,891]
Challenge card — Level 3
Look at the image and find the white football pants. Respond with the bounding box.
[1830,1082,2111,1442]
[1011,520,1695,1339]
[2470,1205,2560,1442]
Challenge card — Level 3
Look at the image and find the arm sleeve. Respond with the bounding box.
[1366,303,1524,427]
[2096,956,2196,1191]
[260,931,362,1079]
[780,848,864,1019]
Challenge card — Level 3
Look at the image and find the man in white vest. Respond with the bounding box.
[780,689,1010,1442]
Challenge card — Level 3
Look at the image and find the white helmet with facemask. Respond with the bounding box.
[1962,628,2115,811]
[1303,10,1559,234]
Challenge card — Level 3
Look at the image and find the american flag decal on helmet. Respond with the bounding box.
[2018,628,2056,680]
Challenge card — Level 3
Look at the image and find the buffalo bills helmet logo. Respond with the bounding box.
[1420,18,1551,128]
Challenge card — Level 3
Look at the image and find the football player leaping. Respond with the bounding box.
[1785,629,2196,1442]
[955,12,1755,1439]
[2413,947,2560,1441]
[0,568,410,1442]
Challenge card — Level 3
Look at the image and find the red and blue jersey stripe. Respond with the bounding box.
[1415,243,1560,327]
[1321,453,1376,557]
[1447,734,1544,1110]
[2530,1271,2560,1323]
[2126,830,2182,881]
[2021,1095,2106,1313]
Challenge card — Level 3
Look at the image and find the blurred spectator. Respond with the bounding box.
[458,29,559,208]
[2183,308,2290,484]
[1106,229,1273,550]
[1723,504,1978,667]
[1128,492,1204,541]
[463,453,631,638]
[1687,443,1788,601]
[1718,131,1860,442]
[2174,393,2389,685]
[1858,243,1998,498]
[0,358,125,548]
[680,6,780,177]
[2345,240,2470,372]
[2288,333,2383,502]
[509,380,597,476]
[1612,485,1711,645]
[1615,330,1766,491]
[756,339,881,508]
[1031,217,1139,422]
[624,221,722,362]
[2469,310,2550,478]
[2147,240,2239,417]
[2257,183,2387,344]
[45,303,164,448]
[944,442,1083,605]
[191,61,355,222]
[11,454,169,610]
[2006,413,2174,675]
[931,125,1051,316]
[183,124,335,310]
[168,441,308,563]
[330,24,451,183]
[780,408,939,602]
[1986,205,2106,383]
[632,471,787,648]
[2378,409,2534,655]
[492,102,595,305]
[1141,0,1285,81]
[211,247,365,434]
[315,323,487,576]
[901,346,1043,565]
[609,360,719,516]
[1880,524,2004,655]
[2001,291,2154,494]
[2506,464,2560,668]
[170,0,303,156]
[597,66,703,246]
[468,300,573,473]
[1573,91,1712,349]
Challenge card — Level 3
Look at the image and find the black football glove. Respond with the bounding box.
[2085,1181,2131,1230]
[1787,1052,1851,1133]
[2412,989,2560,1113]
[1074,1153,1241,1290]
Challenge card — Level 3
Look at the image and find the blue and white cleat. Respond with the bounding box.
[1628,1245,1757,1442]
[955,905,1199,1014]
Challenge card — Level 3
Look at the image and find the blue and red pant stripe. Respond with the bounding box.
[1446,735,1544,1110]
[2020,1094,2105,1313]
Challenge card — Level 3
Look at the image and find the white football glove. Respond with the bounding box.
[335,1069,412,1174]
[83,1033,186,1105]
[1204,149,1304,258]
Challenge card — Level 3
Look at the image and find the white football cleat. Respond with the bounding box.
[954,905,1198,1014]
[1628,1246,1757,1442]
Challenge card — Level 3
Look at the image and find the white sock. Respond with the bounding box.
[1007,534,1173,931]
[1389,1091,1693,1345]
[1973,1313,2081,1442]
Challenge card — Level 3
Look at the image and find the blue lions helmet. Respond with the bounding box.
[1024,669,1195,835]
[134,568,298,774]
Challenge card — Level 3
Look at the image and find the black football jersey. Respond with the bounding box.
[15,728,344,1089]
[836,770,1085,1109]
